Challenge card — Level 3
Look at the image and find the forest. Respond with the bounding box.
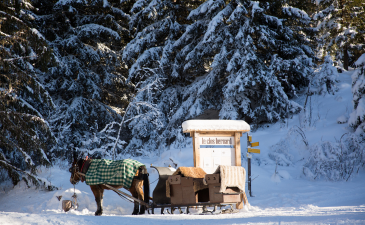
[0,0,364,188]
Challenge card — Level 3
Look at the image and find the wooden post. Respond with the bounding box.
[242,192,248,205]
[248,157,252,197]
[192,133,196,167]
[235,132,241,167]
[194,132,200,167]
[235,132,243,209]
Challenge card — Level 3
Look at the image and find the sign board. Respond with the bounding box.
[182,120,251,210]
[247,135,260,154]
[247,148,260,154]
[201,137,234,145]
[247,135,252,142]
[200,137,235,174]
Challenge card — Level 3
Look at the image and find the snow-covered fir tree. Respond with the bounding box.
[123,0,315,150]
[349,54,365,136]
[0,0,56,188]
[312,0,365,70]
[308,55,339,95]
[29,0,134,159]
[122,0,205,150]
[118,66,165,155]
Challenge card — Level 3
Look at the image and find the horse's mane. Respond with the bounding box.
[77,159,84,169]
[77,158,93,175]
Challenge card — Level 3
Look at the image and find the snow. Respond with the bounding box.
[1,71,365,224]
[282,7,310,22]
[337,115,348,124]
[250,1,263,18]
[182,120,251,132]
[103,0,109,8]
[76,24,121,42]
[31,28,45,41]
[54,0,86,7]
[355,53,365,67]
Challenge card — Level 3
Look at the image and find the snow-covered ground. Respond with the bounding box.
[0,70,364,224]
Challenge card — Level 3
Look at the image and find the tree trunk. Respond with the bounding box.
[344,45,349,71]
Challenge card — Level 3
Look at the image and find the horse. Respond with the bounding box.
[69,155,149,216]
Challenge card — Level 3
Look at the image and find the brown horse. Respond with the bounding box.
[69,156,149,216]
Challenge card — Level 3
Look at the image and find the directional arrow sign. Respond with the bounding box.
[251,142,259,147]
[248,148,260,154]
[247,135,252,142]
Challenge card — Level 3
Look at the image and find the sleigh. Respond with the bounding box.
[149,165,248,214]
[72,120,251,215]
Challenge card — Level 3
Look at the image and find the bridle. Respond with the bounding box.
[69,162,80,185]
[70,158,87,184]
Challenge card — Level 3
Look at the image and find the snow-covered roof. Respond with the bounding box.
[182,120,250,132]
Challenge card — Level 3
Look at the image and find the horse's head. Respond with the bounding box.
[69,158,84,185]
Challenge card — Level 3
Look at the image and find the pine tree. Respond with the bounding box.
[349,54,365,135]
[117,66,165,155]
[0,0,56,188]
[174,0,313,123]
[122,0,205,150]
[313,0,365,70]
[123,0,315,150]
[308,55,339,95]
[29,0,133,158]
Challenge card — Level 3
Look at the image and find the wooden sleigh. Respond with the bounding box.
[71,119,251,215]
[148,165,248,214]
[77,164,248,215]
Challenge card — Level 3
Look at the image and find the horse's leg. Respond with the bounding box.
[129,184,139,215]
[135,179,145,214]
[98,185,104,215]
[141,167,150,214]
[90,185,104,216]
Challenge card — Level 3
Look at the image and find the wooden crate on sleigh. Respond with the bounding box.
[168,175,209,205]
[205,173,242,204]
[169,175,197,204]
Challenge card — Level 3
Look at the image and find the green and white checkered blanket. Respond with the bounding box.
[85,159,145,189]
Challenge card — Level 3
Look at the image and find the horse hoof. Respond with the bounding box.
[95,210,103,216]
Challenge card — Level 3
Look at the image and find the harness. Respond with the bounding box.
[70,156,90,184]
[69,162,80,184]
[70,158,150,207]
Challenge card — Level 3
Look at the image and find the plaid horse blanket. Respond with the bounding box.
[85,159,145,189]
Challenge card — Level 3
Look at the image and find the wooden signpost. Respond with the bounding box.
[182,120,250,209]
[246,135,260,197]
[182,120,250,172]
